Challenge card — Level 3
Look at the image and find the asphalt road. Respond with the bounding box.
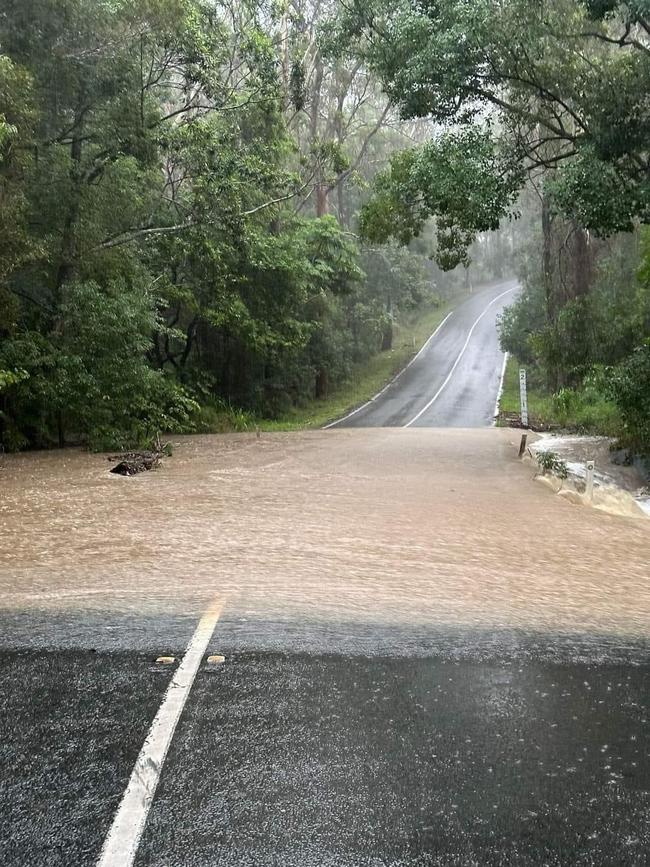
[331,279,518,428]
[2,327,650,865]
[1,629,649,867]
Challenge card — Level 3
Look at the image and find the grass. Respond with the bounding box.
[191,290,470,434]
[497,357,555,422]
[258,291,470,431]
[497,355,622,436]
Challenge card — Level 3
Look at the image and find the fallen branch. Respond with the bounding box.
[109,448,165,476]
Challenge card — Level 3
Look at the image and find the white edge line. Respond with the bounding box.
[323,311,454,429]
[493,351,509,426]
[96,599,224,867]
[403,287,516,428]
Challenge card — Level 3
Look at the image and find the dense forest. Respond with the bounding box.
[0,0,649,453]
[1,0,506,450]
[335,0,650,453]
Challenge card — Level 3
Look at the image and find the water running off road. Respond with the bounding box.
[1,429,648,652]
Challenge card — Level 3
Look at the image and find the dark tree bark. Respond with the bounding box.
[55,122,85,294]
[542,193,555,324]
[315,366,329,398]
[381,320,393,351]
[571,223,592,300]
[315,182,329,216]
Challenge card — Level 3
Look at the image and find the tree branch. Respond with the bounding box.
[96,177,316,250]
[97,221,196,249]
[241,176,315,216]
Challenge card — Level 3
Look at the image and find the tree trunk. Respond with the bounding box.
[316,182,328,217]
[315,367,328,398]
[541,192,563,392]
[336,179,345,225]
[309,55,323,141]
[542,193,555,324]
[382,291,393,350]
[55,127,84,294]
[571,223,592,299]
[381,320,393,351]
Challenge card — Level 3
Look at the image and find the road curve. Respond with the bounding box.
[329,279,518,428]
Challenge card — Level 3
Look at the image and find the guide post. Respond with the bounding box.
[519,368,529,429]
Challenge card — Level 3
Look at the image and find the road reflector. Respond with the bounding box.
[207,654,226,665]
[155,656,175,665]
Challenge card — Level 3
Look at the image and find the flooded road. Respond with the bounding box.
[1,429,649,865]
[1,429,648,643]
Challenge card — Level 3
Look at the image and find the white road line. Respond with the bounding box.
[403,287,516,428]
[323,311,454,429]
[493,351,509,425]
[96,599,224,867]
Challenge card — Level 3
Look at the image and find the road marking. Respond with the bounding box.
[403,287,516,428]
[493,351,509,425]
[96,598,224,867]
[323,312,454,428]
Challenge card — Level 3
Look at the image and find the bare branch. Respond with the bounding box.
[241,176,316,216]
[97,221,196,250]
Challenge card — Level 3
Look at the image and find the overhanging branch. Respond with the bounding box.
[96,176,316,250]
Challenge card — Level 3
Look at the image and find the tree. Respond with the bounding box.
[359,127,524,269]
[0,0,492,449]
[0,0,298,446]
[332,0,650,252]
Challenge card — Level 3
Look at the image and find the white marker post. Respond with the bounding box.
[519,368,529,428]
[585,460,595,500]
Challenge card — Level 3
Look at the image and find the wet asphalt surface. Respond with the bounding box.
[1,620,649,866]
[333,280,517,428]
[2,281,650,865]
[137,650,650,867]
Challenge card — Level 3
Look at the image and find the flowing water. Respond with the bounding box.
[1,429,648,651]
[529,434,650,517]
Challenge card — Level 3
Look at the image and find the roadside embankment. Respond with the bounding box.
[524,433,649,519]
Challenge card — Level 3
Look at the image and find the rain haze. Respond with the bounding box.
[1,1,649,865]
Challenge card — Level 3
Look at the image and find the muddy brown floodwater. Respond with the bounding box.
[0,429,649,643]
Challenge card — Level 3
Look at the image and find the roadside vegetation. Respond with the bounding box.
[193,289,468,431]
[0,0,503,452]
[333,0,650,457]
[497,356,622,437]
[535,450,569,481]
[497,226,650,453]
[2,0,649,456]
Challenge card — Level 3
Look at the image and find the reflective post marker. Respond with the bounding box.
[585,460,595,500]
[519,368,529,428]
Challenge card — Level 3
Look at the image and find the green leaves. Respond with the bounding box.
[0,280,198,451]
[582,0,650,21]
[609,342,650,455]
[550,146,650,234]
[2,0,523,443]
[360,127,523,268]
[535,449,569,479]
[334,0,650,242]
[0,368,28,393]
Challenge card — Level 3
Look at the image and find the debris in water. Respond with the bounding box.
[109,447,167,476]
